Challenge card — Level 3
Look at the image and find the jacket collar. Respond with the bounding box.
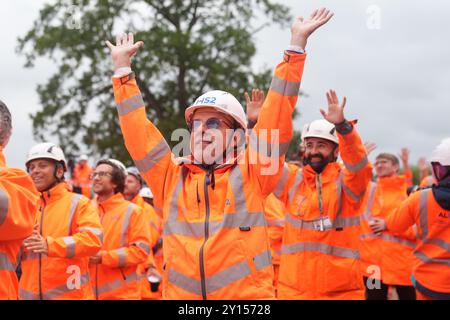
[40,182,70,203]
[96,192,126,212]
[131,194,144,207]
[377,175,406,189]
[302,162,342,187]
[175,152,241,174]
[0,147,6,167]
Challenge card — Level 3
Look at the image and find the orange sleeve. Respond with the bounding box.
[271,162,302,206]
[403,169,413,187]
[0,168,39,241]
[47,196,103,258]
[385,192,418,234]
[113,74,175,220]
[101,206,151,268]
[247,52,306,198]
[339,126,373,205]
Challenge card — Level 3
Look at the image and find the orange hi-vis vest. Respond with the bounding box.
[274,126,373,300]
[386,188,450,298]
[72,164,93,199]
[132,194,163,300]
[19,183,102,300]
[359,174,417,286]
[113,51,306,299]
[90,193,151,300]
[0,149,39,299]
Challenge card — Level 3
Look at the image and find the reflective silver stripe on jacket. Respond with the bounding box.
[281,242,359,259]
[167,250,272,295]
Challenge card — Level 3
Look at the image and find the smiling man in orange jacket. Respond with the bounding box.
[106,8,334,299]
[273,91,373,300]
[89,159,151,300]
[360,149,417,300]
[0,100,39,300]
[370,138,450,300]
[19,143,103,300]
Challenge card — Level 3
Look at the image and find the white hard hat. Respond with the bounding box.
[185,90,247,129]
[26,142,67,170]
[126,166,143,184]
[430,137,450,166]
[139,187,153,199]
[302,119,339,145]
[79,154,88,161]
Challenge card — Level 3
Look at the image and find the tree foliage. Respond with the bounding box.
[18,0,292,164]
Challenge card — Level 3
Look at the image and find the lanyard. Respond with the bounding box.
[315,174,325,231]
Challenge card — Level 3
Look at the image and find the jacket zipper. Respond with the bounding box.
[95,204,106,300]
[199,172,211,300]
[316,174,324,231]
[38,195,46,300]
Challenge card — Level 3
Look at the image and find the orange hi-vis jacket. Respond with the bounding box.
[113,51,306,299]
[72,164,93,199]
[19,183,102,300]
[90,193,151,300]
[0,149,39,299]
[420,175,436,188]
[274,126,373,300]
[263,193,286,292]
[385,187,450,298]
[359,173,418,286]
[132,194,163,299]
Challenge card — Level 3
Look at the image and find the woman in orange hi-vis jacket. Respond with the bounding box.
[105,8,334,299]
[0,101,39,300]
[19,143,103,300]
[359,151,417,300]
[124,166,163,300]
[273,92,373,300]
[89,159,151,300]
[371,138,450,300]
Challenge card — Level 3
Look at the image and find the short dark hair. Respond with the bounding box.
[96,159,126,194]
[376,153,399,166]
[0,100,12,146]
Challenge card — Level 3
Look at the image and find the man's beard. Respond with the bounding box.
[304,152,335,174]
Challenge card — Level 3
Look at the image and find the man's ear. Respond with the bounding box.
[333,144,340,159]
[393,163,400,173]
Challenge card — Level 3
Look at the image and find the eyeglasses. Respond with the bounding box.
[188,118,234,131]
[90,171,112,180]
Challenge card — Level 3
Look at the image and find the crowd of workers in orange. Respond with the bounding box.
[0,8,448,300]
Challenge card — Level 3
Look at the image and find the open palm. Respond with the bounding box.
[292,8,334,37]
[320,90,346,124]
[106,33,144,70]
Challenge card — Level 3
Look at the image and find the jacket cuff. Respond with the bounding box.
[46,236,56,257]
[335,120,353,135]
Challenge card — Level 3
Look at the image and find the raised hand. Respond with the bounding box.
[291,8,334,49]
[418,157,428,172]
[105,33,144,71]
[399,148,410,167]
[320,90,346,125]
[245,89,265,124]
[364,142,377,156]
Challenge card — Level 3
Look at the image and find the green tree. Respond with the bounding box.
[17,0,291,164]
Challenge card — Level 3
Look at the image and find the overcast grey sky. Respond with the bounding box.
[2,0,449,169]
